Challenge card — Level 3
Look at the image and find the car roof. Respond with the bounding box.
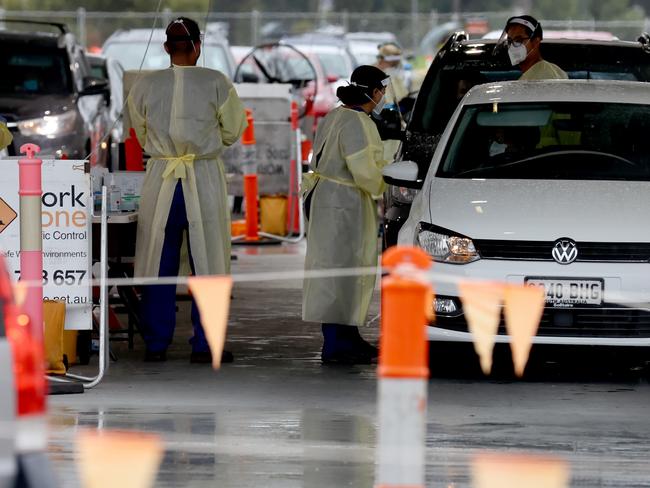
[457,36,648,54]
[345,31,397,43]
[434,36,650,73]
[282,34,348,47]
[0,29,62,47]
[482,29,620,41]
[463,79,650,105]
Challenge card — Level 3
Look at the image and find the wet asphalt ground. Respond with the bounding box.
[47,243,650,487]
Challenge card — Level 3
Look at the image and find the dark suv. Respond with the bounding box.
[383,32,650,247]
[0,20,109,161]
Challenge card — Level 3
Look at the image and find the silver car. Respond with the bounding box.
[102,23,236,78]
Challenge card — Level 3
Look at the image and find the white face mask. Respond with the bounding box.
[508,43,529,66]
[365,92,386,115]
[372,94,386,115]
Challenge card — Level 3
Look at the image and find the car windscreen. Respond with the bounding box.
[102,42,232,77]
[0,44,72,96]
[437,101,650,181]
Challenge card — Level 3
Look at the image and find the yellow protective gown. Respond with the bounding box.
[302,107,387,326]
[127,66,247,278]
[0,122,12,150]
[520,60,568,80]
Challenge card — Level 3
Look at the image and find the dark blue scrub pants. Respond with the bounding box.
[140,182,209,354]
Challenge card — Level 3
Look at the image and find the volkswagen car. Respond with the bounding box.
[390,80,650,346]
[383,32,650,248]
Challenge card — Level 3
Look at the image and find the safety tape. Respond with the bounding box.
[9,266,650,310]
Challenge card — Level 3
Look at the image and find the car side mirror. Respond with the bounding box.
[382,160,423,189]
[80,77,109,97]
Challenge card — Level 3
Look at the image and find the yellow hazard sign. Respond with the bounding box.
[0,197,17,234]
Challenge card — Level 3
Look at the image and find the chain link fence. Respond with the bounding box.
[1,9,650,52]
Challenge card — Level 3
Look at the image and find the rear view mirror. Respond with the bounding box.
[382,160,423,189]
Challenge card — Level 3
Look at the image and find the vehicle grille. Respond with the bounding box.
[474,240,650,263]
[436,307,650,338]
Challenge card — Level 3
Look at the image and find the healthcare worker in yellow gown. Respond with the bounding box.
[302,66,389,364]
[128,17,247,363]
[0,116,12,150]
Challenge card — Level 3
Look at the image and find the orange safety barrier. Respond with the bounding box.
[125,128,144,171]
[244,174,259,241]
[242,108,256,146]
[231,219,246,237]
[287,101,301,235]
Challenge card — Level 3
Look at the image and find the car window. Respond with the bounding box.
[103,42,232,77]
[437,101,650,181]
[90,63,107,80]
[316,52,350,79]
[0,44,72,96]
[352,51,377,66]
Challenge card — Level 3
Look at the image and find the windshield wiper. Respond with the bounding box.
[453,149,637,178]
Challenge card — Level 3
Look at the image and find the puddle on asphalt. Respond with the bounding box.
[49,407,375,488]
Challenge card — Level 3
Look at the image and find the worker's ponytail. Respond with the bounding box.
[336,84,368,106]
[336,65,389,107]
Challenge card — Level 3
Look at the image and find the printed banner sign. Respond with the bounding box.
[0,159,92,330]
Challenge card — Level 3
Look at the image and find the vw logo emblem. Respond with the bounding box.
[552,239,578,265]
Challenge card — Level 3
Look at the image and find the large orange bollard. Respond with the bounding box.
[242,108,260,241]
[375,246,432,488]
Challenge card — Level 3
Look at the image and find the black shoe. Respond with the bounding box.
[144,350,167,362]
[321,348,373,365]
[341,327,379,359]
[321,324,376,365]
[190,350,235,364]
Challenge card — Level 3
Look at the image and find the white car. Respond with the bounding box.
[388,80,650,347]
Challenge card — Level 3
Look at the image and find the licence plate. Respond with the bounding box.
[525,278,604,307]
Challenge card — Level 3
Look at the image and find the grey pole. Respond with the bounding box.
[411,0,418,52]
[76,7,86,48]
[251,10,260,46]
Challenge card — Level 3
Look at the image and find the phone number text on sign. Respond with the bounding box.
[0,160,92,330]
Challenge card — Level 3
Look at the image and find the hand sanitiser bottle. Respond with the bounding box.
[109,174,121,212]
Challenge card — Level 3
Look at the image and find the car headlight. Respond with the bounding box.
[390,184,419,204]
[415,223,479,264]
[17,111,77,137]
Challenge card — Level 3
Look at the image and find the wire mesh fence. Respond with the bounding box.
[2,8,650,53]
